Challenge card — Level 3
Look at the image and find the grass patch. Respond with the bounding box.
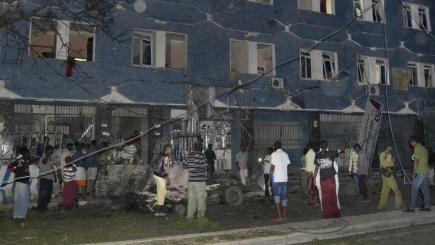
[174,218,218,230]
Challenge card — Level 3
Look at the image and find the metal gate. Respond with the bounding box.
[254,122,303,150]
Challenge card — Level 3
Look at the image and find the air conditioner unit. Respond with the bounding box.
[271,77,284,90]
[368,85,380,96]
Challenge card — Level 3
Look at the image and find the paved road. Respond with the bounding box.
[303,223,435,245]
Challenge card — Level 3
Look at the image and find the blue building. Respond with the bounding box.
[0,0,434,168]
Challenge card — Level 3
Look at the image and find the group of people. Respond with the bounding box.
[151,143,214,218]
[6,139,119,219]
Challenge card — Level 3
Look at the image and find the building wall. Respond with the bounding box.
[1,0,435,167]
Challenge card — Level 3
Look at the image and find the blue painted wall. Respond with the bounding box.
[1,0,435,167]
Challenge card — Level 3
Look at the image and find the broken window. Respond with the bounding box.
[69,23,95,61]
[403,3,431,32]
[408,63,418,86]
[375,59,387,85]
[300,51,312,79]
[248,0,273,4]
[322,52,336,80]
[30,19,57,58]
[357,58,367,84]
[133,32,153,66]
[299,0,335,15]
[353,0,363,19]
[257,44,273,74]
[230,40,275,76]
[300,49,337,81]
[424,65,433,88]
[353,0,384,23]
[357,56,389,85]
[407,62,434,88]
[165,33,187,69]
[230,40,249,74]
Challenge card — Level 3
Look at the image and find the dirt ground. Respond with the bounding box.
[0,176,433,245]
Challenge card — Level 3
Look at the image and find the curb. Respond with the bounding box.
[84,207,435,245]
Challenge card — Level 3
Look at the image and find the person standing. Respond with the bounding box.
[8,147,31,219]
[377,145,402,210]
[184,142,208,219]
[305,143,318,205]
[205,144,217,184]
[60,143,74,169]
[153,144,172,216]
[313,140,341,219]
[37,145,55,212]
[72,143,87,202]
[263,147,274,198]
[349,144,361,201]
[270,141,291,222]
[300,147,309,201]
[358,150,370,201]
[62,156,78,209]
[84,140,99,200]
[236,146,249,187]
[405,137,431,212]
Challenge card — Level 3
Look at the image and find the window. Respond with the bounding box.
[257,44,273,74]
[230,40,275,76]
[424,65,433,88]
[403,3,431,32]
[30,19,95,61]
[30,19,57,58]
[300,49,338,81]
[353,0,384,23]
[133,32,153,66]
[357,58,367,83]
[407,62,435,88]
[165,33,186,69]
[408,63,418,86]
[298,0,335,15]
[357,56,389,85]
[132,31,187,69]
[248,0,273,4]
[69,23,95,61]
[322,52,336,80]
[300,51,312,79]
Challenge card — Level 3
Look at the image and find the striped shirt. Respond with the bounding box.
[63,164,77,183]
[185,152,208,182]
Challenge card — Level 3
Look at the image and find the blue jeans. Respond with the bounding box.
[272,182,288,207]
[410,174,431,209]
[352,174,362,201]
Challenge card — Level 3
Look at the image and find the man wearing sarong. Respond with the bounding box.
[8,147,31,219]
[313,141,341,219]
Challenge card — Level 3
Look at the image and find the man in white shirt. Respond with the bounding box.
[263,147,274,197]
[236,146,249,186]
[270,141,291,221]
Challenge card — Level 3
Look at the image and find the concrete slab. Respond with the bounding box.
[83,207,435,245]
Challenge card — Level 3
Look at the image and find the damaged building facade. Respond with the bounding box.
[1,0,435,169]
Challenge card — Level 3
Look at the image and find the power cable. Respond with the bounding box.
[381,4,411,184]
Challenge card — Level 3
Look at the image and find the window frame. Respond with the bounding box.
[300,49,338,81]
[132,31,155,67]
[407,62,435,88]
[131,30,188,69]
[229,39,275,76]
[68,22,96,62]
[407,62,418,87]
[353,0,385,23]
[164,31,188,69]
[356,55,389,85]
[297,0,336,15]
[403,3,431,32]
[29,17,96,61]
